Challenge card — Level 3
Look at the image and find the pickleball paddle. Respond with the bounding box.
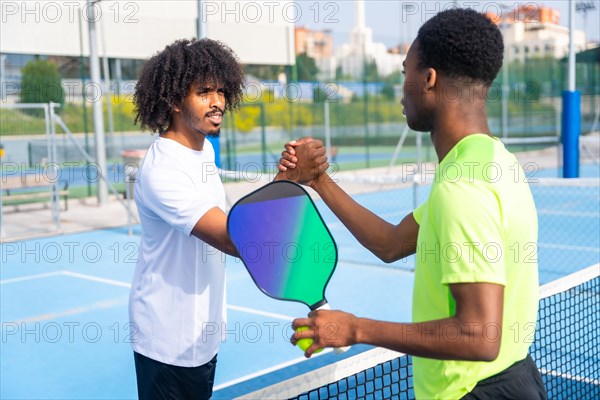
[227,180,349,354]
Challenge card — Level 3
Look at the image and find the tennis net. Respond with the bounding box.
[237,264,600,399]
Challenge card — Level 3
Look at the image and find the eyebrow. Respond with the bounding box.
[195,84,223,92]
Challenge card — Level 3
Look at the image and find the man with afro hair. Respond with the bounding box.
[130,38,328,399]
[284,8,546,399]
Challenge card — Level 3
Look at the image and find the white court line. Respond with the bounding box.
[213,350,332,391]
[60,272,296,321]
[540,368,600,386]
[3,270,294,324]
[61,271,131,288]
[58,272,306,321]
[537,209,599,218]
[0,271,65,285]
[538,243,600,253]
[227,305,294,321]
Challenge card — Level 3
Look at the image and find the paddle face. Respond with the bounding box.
[227,180,337,309]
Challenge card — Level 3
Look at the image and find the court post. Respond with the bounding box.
[87,0,108,204]
[207,136,221,168]
[0,143,4,238]
[562,90,581,178]
[562,0,580,178]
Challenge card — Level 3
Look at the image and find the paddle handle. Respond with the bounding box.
[316,303,351,354]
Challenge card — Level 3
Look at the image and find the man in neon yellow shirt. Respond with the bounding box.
[284,8,547,399]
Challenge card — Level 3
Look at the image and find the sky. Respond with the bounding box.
[294,0,600,48]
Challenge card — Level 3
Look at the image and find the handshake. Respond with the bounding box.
[275,137,331,188]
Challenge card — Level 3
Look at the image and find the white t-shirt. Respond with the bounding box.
[130,136,227,367]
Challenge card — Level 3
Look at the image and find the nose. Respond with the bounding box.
[209,91,225,110]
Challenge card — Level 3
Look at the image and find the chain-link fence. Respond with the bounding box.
[1,8,598,241]
[1,102,140,238]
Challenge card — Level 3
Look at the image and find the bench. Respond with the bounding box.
[1,175,69,211]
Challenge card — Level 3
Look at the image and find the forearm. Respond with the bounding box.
[191,207,239,257]
[193,229,238,257]
[355,317,501,361]
[275,167,397,256]
[214,237,239,257]
[312,174,415,262]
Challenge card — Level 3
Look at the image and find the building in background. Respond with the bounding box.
[302,0,405,81]
[490,4,587,63]
[0,0,295,101]
[294,27,333,59]
[294,26,337,81]
[334,0,404,80]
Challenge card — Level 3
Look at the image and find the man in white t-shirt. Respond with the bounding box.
[131,38,328,399]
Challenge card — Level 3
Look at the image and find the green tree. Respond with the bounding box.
[363,60,379,82]
[296,53,319,81]
[335,65,354,82]
[313,85,329,103]
[523,80,541,102]
[381,82,396,100]
[384,70,403,85]
[20,60,64,107]
[335,65,344,80]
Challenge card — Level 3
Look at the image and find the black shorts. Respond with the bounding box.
[462,354,547,400]
[134,352,218,400]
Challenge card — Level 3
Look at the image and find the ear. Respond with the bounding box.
[424,68,437,91]
[172,104,181,113]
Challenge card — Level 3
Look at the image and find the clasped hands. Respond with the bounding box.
[277,137,329,187]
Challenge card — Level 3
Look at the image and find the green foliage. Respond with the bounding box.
[384,70,404,85]
[261,101,290,130]
[381,82,396,101]
[20,60,64,107]
[313,85,329,103]
[523,80,542,102]
[0,108,47,134]
[350,93,362,103]
[296,53,319,81]
[265,100,315,127]
[5,56,597,141]
[363,60,379,82]
[335,66,344,80]
[234,105,261,133]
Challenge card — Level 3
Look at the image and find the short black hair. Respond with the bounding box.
[134,38,245,133]
[415,8,503,86]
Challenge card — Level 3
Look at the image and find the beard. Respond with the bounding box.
[198,128,220,138]
[180,103,223,137]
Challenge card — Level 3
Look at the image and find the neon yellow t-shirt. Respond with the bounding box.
[412,134,539,399]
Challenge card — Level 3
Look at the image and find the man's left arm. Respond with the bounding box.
[292,282,503,360]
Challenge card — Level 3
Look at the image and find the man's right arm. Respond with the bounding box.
[311,173,418,262]
[279,138,418,262]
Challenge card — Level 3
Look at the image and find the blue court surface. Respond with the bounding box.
[0,226,413,399]
[1,167,598,399]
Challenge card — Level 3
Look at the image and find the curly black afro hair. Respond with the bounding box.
[415,8,503,86]
[134,38,245,133]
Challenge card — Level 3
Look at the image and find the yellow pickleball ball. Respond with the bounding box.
[296,326,322,353]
